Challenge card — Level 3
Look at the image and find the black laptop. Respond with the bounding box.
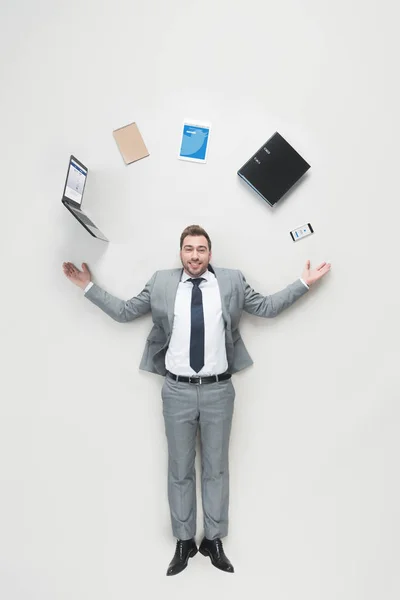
[61,155,109,241]
[237,132,310,207]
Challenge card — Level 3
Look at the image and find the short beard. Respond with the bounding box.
[183,262,208,277]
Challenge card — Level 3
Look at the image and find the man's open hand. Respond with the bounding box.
[62,262,91,290]
[302,260,331,286]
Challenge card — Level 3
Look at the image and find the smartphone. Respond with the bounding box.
[290,223,314,241]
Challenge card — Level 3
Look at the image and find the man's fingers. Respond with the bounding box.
[317,262,327,271]
[315,264,331,278]
[63,262,79,277]
[63,262,88,277]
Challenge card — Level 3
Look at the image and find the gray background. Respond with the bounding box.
[1,0,398,598]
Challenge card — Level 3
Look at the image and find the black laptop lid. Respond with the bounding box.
[62,155,88,209]
[237,132,310,207]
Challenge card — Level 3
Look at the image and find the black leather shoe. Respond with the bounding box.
[199,537,234,573]
[166,538,198,576]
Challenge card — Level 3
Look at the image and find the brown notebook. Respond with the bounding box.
[112,122,149,164]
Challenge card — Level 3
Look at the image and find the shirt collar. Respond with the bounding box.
[181,267,214,283]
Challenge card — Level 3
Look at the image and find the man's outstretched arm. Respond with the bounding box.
[242,260,331,318]
[62,262,154,322]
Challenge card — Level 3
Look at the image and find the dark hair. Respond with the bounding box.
[180,225,212,251]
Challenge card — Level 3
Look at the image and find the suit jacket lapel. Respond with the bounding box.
[213,267,232,328]
[166,269,182,331]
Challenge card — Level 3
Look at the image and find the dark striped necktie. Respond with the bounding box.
[188,277,205,372]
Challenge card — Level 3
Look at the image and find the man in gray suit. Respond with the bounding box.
[62,224,331,575]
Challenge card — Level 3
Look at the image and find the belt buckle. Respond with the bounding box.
[189,376,202,385]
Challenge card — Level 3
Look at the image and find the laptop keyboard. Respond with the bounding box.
[70,207,96,227]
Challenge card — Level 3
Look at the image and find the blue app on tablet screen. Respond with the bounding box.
[179,122,211,162]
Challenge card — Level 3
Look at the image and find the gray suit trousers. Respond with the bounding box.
[161,376,235,541]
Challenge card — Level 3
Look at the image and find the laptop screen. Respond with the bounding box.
[64,158,87,206]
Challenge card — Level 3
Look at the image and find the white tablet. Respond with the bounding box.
[178,119,211,163]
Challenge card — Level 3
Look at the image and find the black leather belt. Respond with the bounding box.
[166,371,231,385]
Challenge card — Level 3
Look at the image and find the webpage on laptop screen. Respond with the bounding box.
[65,159,87,205]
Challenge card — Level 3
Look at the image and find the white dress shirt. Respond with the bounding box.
[165,269,228,376]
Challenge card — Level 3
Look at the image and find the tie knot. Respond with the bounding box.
[188,277,205,287]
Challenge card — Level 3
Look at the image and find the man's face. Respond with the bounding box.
[180,235,212,277]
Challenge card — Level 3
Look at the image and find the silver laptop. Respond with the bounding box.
[61,155,109,241]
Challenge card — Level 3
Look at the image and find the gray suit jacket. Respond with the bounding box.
[84,267,309,376]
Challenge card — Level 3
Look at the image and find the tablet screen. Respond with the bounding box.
[178,121,211,163]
